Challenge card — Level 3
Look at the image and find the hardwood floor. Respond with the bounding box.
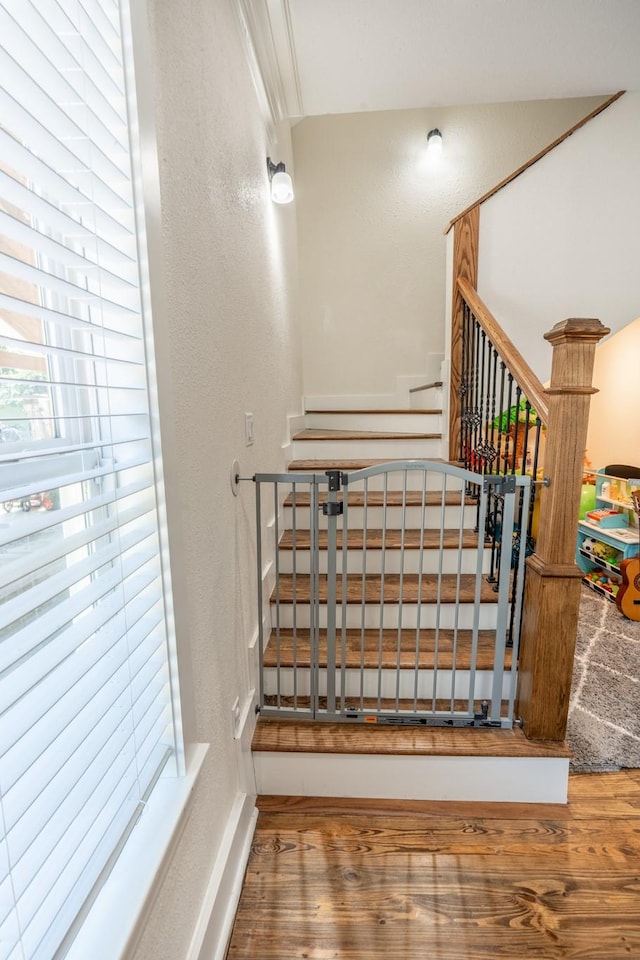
[226,770,640,959]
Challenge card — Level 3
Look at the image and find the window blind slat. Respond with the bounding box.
[9,734,139,903]
[18,768,140,953]
[0,334,144,372]
[0,165,134,264]
[0,548,159,676]
[0,9,129,159]
[0,91,132,223]
[8,666,169,878]
[58,0,123,75]
[0,293,140,344]
[0,251,138,316]
[2,500,155,593]
[0,54,131,198]
[32,0,124,101]
[0,126,134,250]
[0,207,137,291]
[0,522,157,632]
[0,476,153,548]
[28,745,171,960]
[0,450,153,505]
[0,2,180,955]
[6,0,128,129]
[3,611,165,804]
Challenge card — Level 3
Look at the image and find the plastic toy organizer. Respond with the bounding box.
[576,470,640,602]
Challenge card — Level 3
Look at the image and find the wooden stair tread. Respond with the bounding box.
[262,628,509,670]
[283,490,475,507]
[288,457,449,471]
[279,528,479,551]
[273,573,500,604]
[293,428,441,441]
[304,408,442,415]
[252,718,571,758]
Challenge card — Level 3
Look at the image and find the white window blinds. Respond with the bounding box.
[0,2,181,958]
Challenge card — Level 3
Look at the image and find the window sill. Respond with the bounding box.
[66,743,209,960]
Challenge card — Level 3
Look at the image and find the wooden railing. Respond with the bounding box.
[449,213,609,741]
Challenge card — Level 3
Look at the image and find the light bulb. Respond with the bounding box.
[271,170,294,204]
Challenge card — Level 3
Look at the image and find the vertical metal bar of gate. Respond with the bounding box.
[507,477,531,719]
[255,479,264,713]
[467,478,489,717]
[324,471,341,716]
[309,476,320,718]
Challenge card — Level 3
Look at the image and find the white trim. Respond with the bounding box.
[66,744,209,960]
[186,792,258,960]
[265,0,304,117]
[253,751,570,804]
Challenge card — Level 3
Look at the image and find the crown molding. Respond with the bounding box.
[232,0,303,131]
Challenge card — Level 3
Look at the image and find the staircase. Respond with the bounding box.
[251,387,571,803]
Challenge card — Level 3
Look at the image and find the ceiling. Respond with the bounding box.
[252,0,640,119]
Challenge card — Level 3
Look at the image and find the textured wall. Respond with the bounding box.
[478,93,640,383]
[293,97,605,399]
[131,0,302,956]
[587,316,640,469]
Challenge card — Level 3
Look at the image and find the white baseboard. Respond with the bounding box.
[187,791,258,960]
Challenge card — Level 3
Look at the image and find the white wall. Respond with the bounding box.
[587,317,640,470]
[129,1,302,957]
[478,92,640,384]
[293,96,606,401]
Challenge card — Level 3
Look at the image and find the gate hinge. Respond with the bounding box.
[484,474,516,495]
[325,470,342,492]
[323,500,343,517]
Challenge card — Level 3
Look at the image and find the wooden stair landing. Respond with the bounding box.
[252,718,570,759]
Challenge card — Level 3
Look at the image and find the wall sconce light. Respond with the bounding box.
[427,128,443,154]
[267,157,294,204]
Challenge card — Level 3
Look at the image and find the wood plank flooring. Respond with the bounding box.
[226,769,640,959]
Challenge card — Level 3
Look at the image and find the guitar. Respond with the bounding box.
[616,490,640,621]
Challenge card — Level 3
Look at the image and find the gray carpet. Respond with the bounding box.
[567,585,640,771]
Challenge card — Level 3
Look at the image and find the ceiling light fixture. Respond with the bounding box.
[427,128,443,154]
[267,157,294,204]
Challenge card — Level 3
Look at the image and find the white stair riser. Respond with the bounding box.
[263,667,510,701]
[291,438,442,460]
[277,548,492,576]
[410,388,443,410]
[253,753,570,803]
[304,412,442,432]
[272,603,498,631]
[283,503,478,527]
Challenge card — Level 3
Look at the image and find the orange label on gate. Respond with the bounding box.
[364,716,378,723]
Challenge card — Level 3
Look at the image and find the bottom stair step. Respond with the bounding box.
[252,719,571,804]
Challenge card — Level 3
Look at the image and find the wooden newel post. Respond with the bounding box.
[516,317,609,741]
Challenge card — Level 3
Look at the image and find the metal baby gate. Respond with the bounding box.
[253,460,530,729]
